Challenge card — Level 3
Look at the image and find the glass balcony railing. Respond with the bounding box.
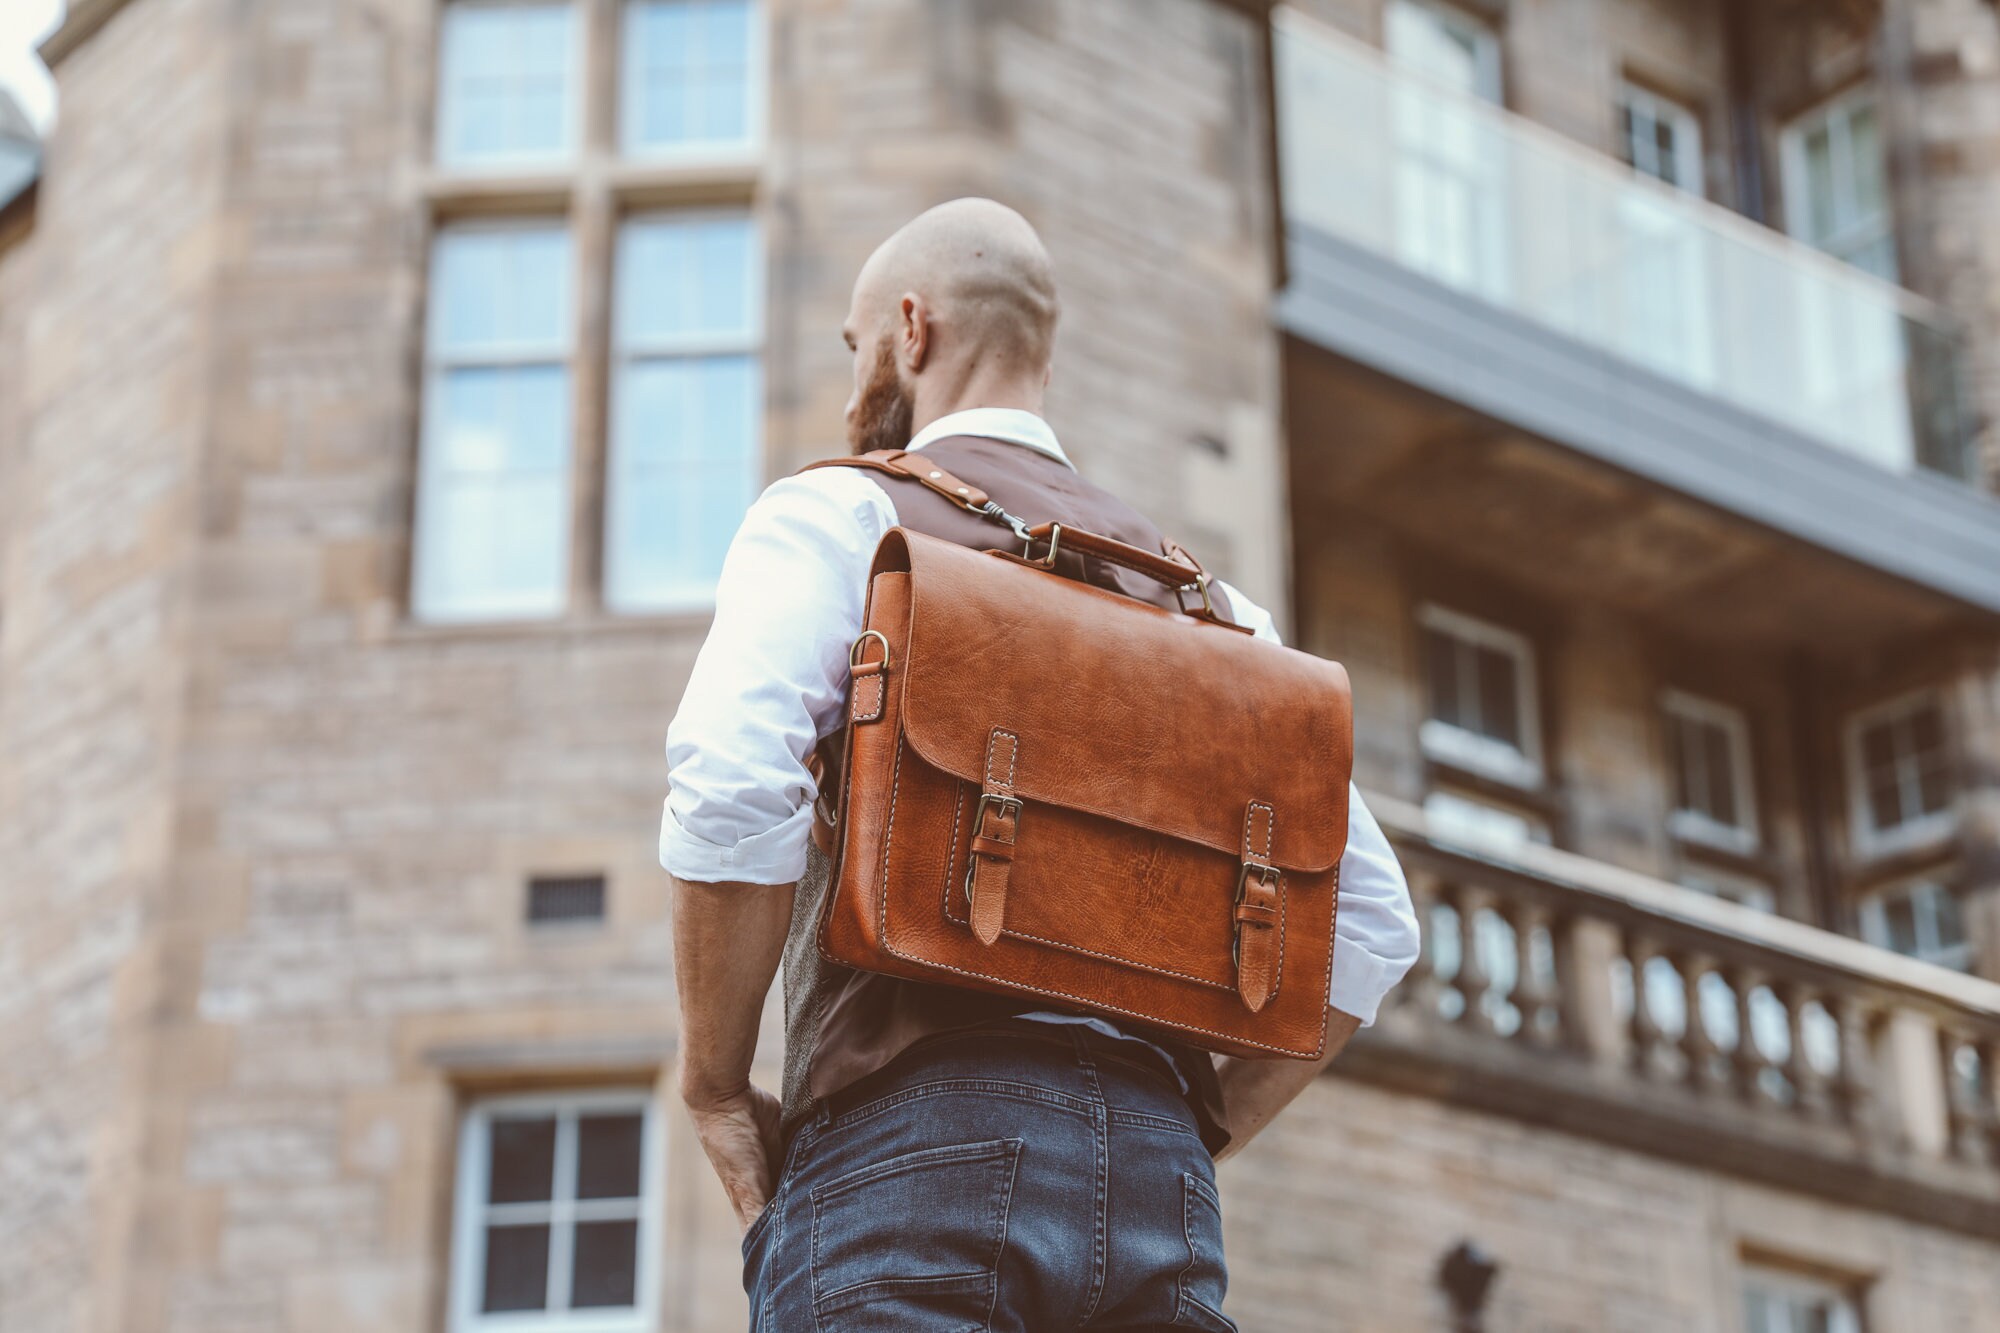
[1274,10,1976,483]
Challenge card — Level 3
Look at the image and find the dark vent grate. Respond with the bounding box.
[527,874,607,925]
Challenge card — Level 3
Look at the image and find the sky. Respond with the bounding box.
[0,0,63,133]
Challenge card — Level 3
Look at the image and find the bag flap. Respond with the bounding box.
[878,528,1353,872]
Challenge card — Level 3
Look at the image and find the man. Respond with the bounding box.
[665,198,1420,1330]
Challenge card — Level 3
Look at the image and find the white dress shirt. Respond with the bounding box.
[662,409,1421,1025]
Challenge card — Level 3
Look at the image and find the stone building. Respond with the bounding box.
[1,0,1998,1330]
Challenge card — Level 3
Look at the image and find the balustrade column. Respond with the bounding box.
[1511,903,1559,1049]
[1783,984,1830,1120]
[1835,998,1882,1144]
[1940,1027,1992,1167]
[1728,966,1772,1106]
[1452,885,1494,1035]
[1625,933,1665,1079]
[1680,953,1724,1095]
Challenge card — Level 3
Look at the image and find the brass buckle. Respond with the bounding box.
[1235,861,1279,904]
[966,794,1024,911]
[849,629,891,670]
[1025,524,1063,568]
[1232,862,1279,969]
[975,792,1024,830]
[1175,572,1215,619]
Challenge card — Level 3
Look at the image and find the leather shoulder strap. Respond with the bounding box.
[803,450,992,514]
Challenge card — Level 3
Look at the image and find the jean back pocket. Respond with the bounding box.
[809,1137,1023,1331]
[1175,1173,1236,1331]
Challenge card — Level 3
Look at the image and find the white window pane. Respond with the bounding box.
[607,356,760,610]
[420,472,571,619]
[624,0,755,153]
[438,2,575,167]
[418,365,572,621]
[433,226,571,354]
[618,214,758,345]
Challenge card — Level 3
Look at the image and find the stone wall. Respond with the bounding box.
[1222,1076,2000,1332]
[0,1,232,1330]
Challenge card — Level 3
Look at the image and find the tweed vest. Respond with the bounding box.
[778,434,1234,1153]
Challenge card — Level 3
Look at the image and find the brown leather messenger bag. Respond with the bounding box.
[805,452,1355,1060]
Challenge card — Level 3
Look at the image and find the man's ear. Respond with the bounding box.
[898,293,930,373]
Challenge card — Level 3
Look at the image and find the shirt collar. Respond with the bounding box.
[906,408,1075,471]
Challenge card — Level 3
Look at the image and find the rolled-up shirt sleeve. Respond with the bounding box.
[660,469,893,885]
[1217,579,1422,1026]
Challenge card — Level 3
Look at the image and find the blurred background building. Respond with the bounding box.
[1,0,1999,1329]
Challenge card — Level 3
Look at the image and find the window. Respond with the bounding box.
[1859,879,1971,971]
[622,0,760,155]
[1782,88,1895,281]
[450,1091,660,1332]
[1417,605,1541,786]
[1385,0,1507,299]
[417,0,766,622]
[415,223,575,623]
[1661,690,1757,854]
[605,213,762,611]
[1618,81,1703,195]
[1844,690,1954,855]
[1386,0,1500,100]
[437,1,579,169]
[1742,1266,1862,1333]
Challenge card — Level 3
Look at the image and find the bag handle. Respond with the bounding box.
[1024,523,1244,630]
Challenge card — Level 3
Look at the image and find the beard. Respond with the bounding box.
[847,339,915,455]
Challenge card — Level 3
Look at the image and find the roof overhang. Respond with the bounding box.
[1279,223,2000,621]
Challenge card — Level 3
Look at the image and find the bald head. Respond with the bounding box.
[856,198,1060,377]
[841,200,1061,453]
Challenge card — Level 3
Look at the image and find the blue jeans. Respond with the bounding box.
[743,1022,1236,1331]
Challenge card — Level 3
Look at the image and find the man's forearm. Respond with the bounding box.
[669,876,795,1105]
[1210,1008,1362,1163]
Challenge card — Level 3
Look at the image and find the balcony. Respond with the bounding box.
[1273,11,2000,620]
[1347,797,2000,1237]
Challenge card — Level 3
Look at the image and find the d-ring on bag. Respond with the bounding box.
[809,453,1354,1060]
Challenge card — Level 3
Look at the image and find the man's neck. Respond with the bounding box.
[910,379,1045,437]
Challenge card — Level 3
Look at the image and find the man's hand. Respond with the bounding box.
[683,1081,785,1232]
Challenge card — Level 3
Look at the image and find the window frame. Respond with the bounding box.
[413,217,579,624]
[618,0,768,162]
[1415,604,1544,789]
[1842,687,1955,860]
[602,207,767,614]
[1660,688,1758,855]
[448,1088,664,1333]
[1857,877,1972,972]
[434,0,586,174]
[1779,84,1896,280]
[1617,79,1704,196]
[1740,1263,1864,1333]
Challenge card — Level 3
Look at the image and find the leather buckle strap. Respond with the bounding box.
[1233,802,1282,1013]
[966,729,1021,945]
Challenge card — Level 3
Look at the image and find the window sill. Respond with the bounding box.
[1667,812,1761,860]
[422,152,764,213]
[1418,721,1545,793]
[1848,814,1958,872]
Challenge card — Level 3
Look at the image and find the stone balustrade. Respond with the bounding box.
[1343,796,2000,1238]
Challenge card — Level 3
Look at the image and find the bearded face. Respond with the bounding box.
[846,336,916,456]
